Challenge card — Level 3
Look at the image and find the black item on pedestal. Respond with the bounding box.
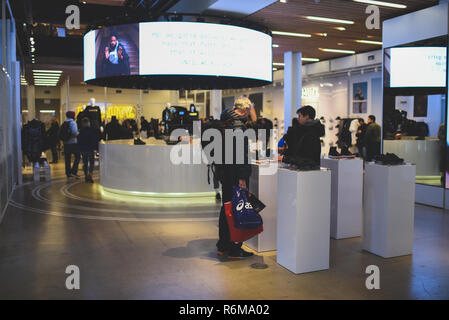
[374,153,405,165]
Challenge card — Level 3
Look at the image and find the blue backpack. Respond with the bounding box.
[231,186,263,229]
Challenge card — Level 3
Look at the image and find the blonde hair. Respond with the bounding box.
[234,97,252,111]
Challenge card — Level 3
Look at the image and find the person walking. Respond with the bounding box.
[60,111,81,179]
[77,117,99,183]
[365,115,381,161]
[46,117,60,163]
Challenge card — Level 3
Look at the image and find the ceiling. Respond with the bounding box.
[11,0,439,86]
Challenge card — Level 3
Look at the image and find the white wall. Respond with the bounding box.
[383,3,448,48]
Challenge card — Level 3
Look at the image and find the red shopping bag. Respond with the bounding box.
[224,202,263,243]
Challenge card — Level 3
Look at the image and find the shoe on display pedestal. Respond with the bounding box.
[134,138,146,145]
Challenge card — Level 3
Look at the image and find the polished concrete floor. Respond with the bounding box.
[0,162,449,299]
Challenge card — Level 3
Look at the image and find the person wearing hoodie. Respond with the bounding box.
[77,117,99,183]
[279,105,325,169]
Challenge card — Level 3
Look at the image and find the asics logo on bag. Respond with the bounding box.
[236,200,253,212]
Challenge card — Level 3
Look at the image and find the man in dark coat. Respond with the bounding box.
[280,105,325,169]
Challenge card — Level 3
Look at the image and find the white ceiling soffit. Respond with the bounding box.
[206,0,277,17]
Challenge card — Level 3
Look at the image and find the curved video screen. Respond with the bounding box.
[84,22,272,88]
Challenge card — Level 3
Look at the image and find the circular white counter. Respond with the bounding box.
[99,139,214,197]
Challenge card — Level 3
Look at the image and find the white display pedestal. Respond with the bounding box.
[33,165,51,182]
[244,162,278,252]
[363,163,416,258]
[277,168,331,274]
[320,157,363,239]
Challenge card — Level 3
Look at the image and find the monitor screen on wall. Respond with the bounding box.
[83,22,273,88]
[388,47,447,88]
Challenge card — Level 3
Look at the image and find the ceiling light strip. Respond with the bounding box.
[306,16,354,24]
[32,70,63,74]
[356,40,383,45]
[319,48,356,54]
[353,0,406,9]
[272,31,311,38]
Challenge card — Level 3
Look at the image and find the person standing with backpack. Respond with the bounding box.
[60,111,81,179]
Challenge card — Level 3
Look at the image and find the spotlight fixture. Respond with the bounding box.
[306,16,355,25]
[353,0,406,9]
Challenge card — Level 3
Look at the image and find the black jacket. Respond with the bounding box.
[78,127,100,153]
[105,120,122,140]
[216,108,253,182]
[356,123,367,146]
[283,119,325,166]
[46,122,60,145]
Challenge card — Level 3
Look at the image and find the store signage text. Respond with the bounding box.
[302,87,319,99]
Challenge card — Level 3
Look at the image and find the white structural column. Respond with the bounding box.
[210,89,222,119]
[26,85,35,121]
[283,51,302,133]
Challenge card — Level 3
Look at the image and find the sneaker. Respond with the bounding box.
[228,248,254,259]
[215,193,221,201]
[71,173,80,179]
[329,147,340,157]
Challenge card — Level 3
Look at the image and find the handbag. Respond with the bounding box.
[224,202,263,243]
[231,186,263,229]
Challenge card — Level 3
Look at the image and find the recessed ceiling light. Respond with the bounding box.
[273,67,278,71]
[353,0,406,9]
[356,40,383,45]
[334,27,346,31]
[306,16,355,25]
[272,44,279,48]
[279,0,287,3]
[272,30,311,38]
[319,48,356,54]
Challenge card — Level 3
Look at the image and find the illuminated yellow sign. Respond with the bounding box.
[75,104,137,122]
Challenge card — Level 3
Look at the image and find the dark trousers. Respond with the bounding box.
[366,142,381,161]
[81,152,95,176]
[51,144,58,162]
[64,143,80,176]
[216,172,249,253]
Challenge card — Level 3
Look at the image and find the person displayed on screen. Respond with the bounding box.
[102,34,130,77]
